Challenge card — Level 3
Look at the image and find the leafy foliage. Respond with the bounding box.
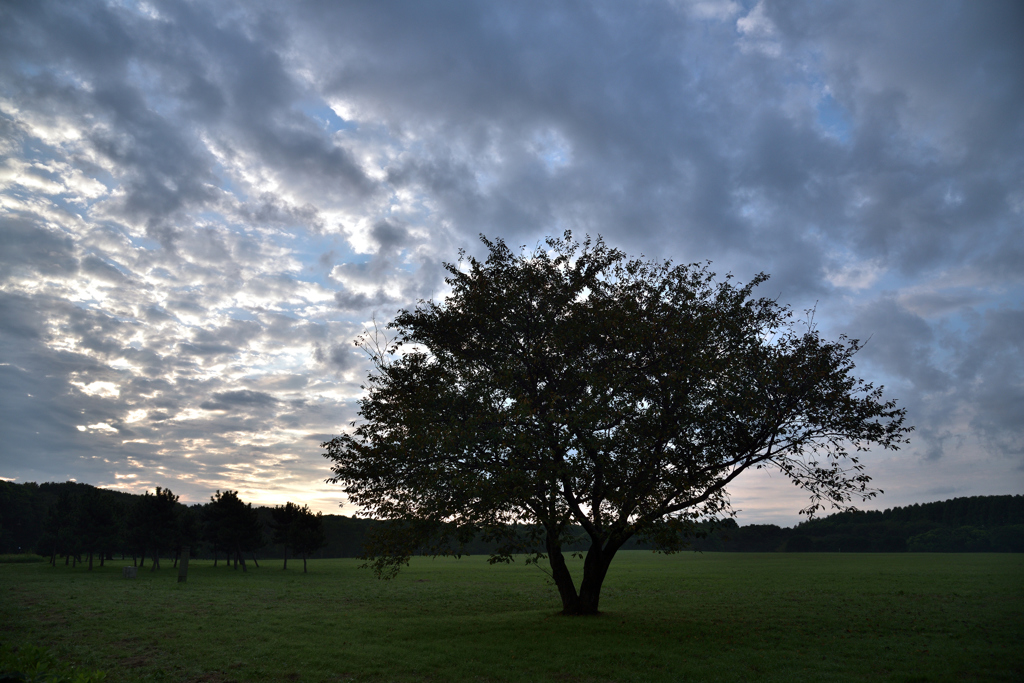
[324,233,912,613]
[204,490,264,570]
[270,502,327,571]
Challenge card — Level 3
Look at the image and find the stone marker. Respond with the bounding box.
[123,566,137,579]
[177,545,190,583]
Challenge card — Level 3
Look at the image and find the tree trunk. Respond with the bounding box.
[576,542,619,615]
[283,545,288,570]
[546,530,582,614]
[302,554,307,573]
[88,551,94,571]
[178,546,190,584]
[250,552,259,569]
[547,532,624,615]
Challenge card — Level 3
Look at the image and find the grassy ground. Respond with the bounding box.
[1,552,1021,682]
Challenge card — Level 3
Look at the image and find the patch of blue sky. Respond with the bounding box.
[299,102,357,134]
[532,129,571,173]
[211,162,248,203]
[195,210,229,225]
[815,93,853,144]
[277,229,369,287]
[221,306,260,322]
[125,232,163,251]
[37,192,99,221]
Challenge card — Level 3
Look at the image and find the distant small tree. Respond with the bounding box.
[206,490,263,571]
[292,507,326,573]
[137,487,180,570]
[270,502,301,570]
[271,502,326,572]
[39,490,78,567]
[78,489,118,570]
[324,233,912,615]
[173,506,201,567]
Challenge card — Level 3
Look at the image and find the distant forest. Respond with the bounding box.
[1,480,1022,564]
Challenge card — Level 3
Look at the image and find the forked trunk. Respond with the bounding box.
[547,533,623,615]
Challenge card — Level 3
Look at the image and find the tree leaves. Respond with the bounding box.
[322,232,912,610]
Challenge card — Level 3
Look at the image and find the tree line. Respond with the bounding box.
[0,481,327,572]
[2,481,1020,561]
[686,494,1024,553]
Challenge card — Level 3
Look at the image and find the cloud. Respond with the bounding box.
[200,390,278,412]
[0,0,1021,514]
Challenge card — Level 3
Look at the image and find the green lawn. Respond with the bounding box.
[1,552,1021,682]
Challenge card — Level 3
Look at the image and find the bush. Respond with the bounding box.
[0,644,106,682]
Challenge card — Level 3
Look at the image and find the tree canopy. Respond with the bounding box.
[323,233,912,614]
[271,502,327,572]
[205,490,263,571]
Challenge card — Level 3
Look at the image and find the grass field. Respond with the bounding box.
[1,552,1021,682]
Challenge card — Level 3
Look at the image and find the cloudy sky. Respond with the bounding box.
[1,0,1021,524]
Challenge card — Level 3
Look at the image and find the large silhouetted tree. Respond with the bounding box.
[323,233,911,615]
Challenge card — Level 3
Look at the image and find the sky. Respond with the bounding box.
[1,0,1022,525]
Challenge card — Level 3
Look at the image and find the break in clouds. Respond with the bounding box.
[0,0,1021,522]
